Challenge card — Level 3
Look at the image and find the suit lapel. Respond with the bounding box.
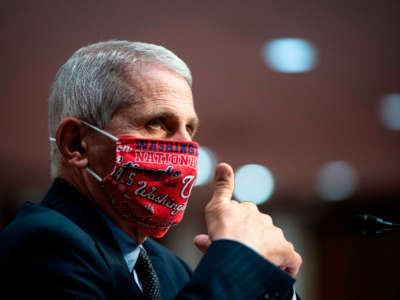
[144,240,182,300]
[94,239,143,300]
[42,178,143,300]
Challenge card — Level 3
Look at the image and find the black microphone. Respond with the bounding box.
[350,214,400,235]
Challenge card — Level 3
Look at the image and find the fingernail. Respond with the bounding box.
[215,167,230,181]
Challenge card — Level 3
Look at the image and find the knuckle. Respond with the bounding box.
[205,201,212,211]
[297,253,303,266]
[295,252,303,265]
[274,226,284,236]
[205,202,216,214]
[263,214,273,224]
[286,241,295,252]
[205,200,227,216]
[241,201,257,210]
[230,199,239,206]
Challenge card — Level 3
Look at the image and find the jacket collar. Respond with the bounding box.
[41,178,143,300]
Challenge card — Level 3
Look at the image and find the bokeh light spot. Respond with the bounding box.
[194,147,217,186]
[379,93,400,130]
[316,161,357,201]
[234,164,274,204]
[262,38,317,73]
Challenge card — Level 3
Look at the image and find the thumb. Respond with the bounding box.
[193,234,212,253]
[210,163,235,205]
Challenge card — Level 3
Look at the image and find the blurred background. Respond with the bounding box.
[1,1,399,299]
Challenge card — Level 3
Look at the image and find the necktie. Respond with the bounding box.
[135,247,162,300]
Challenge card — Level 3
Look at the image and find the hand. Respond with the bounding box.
[194,163,302,276]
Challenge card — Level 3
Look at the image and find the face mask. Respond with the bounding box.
[54,121,199,238]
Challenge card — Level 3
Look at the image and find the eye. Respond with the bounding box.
[186,125,193,136]
[149,118,162,128]
[147,117,168,132]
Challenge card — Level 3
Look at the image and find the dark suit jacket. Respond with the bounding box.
[0,178,296,299]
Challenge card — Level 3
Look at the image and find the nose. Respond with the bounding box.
[171,126,192,142]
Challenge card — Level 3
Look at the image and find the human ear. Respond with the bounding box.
[55,117,88,169]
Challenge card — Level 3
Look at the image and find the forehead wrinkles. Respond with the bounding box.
[129,65,194,110]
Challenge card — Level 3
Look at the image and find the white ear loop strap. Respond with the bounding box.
[86,167,103,182]
[80,120,118,182]
[49,120,118,143]
[49,120,116,182]
[80,120,118,142]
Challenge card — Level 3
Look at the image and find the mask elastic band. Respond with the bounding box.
[87,167,102,182]
[48,137,103,182]
[80,120,118,142]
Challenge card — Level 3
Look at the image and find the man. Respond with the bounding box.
[0,40,301,299]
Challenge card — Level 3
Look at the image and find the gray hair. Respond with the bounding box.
[48,40,192,178]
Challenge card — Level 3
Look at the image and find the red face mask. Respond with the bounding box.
[81,121,199,238]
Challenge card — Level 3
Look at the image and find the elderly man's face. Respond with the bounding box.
[86,65,199,179]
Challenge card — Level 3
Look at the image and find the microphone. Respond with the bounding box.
[350,214,400,235]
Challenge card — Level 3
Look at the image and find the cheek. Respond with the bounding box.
[88,141,116,178]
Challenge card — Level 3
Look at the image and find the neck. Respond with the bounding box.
[59,167,147,245]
